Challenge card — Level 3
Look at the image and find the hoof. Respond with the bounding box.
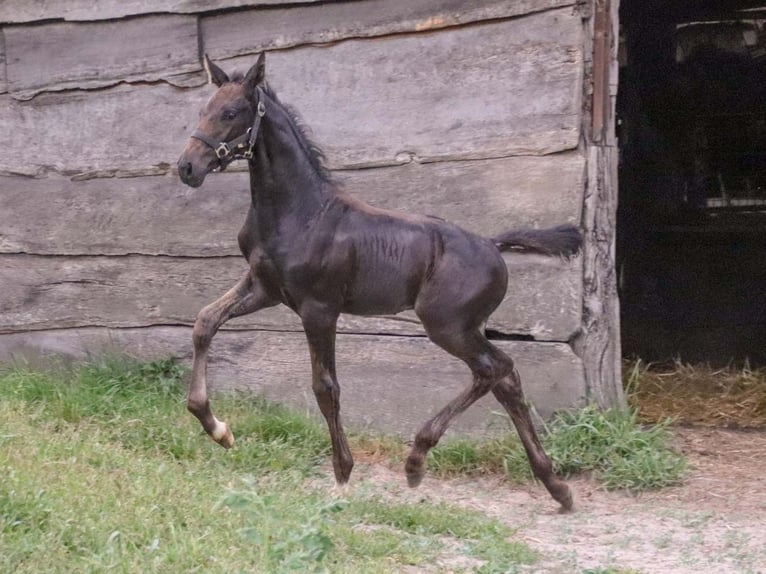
[405,454,425,488]
[332,481,350,495]
[555,485,574,513]
[211,421,235,449]
[406,470,424,488]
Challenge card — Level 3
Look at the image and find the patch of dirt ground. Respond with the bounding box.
[346,427,766,573]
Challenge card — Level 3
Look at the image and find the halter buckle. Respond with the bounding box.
[214,142,231,159]
[257,101,266,117]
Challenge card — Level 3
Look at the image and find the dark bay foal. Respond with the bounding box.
[177,54,580,511]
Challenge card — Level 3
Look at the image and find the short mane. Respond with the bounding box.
[272,86,333,183]
[230,72,332,183]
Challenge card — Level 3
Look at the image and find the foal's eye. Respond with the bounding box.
[222,110,238,121]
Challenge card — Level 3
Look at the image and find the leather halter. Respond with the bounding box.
[190,86,266,168]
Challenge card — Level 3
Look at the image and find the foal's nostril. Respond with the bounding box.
[178,160,193,180]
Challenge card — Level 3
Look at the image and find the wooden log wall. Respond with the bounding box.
[0,0,620,435]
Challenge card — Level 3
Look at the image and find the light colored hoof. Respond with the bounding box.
[332,481,350,495]
[557,487,574,513]
[211,421,235,449]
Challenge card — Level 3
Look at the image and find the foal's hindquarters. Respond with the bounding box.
[403,229,573,511]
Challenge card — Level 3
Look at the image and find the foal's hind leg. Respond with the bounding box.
[188,272,277,447]
[492,369,573,511]
[404,328,510,487]
[405,324,573,511]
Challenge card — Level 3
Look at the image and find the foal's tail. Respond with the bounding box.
[492,224,582,258]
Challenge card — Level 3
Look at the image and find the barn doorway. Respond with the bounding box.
[617,0,766,365]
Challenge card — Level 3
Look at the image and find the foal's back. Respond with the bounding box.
[328,192,507,320]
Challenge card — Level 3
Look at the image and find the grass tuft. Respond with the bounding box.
[429,405,686,490]
[543,406,686,489]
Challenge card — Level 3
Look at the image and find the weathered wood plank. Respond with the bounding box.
[0,253,581,340]
[0,153,584,256]
[0,85,209,177]
[0,29,6,94]
[0,326,586,434]
[5,15,201,100]
[344,154,585,234]
[0,13,582,176]
[253,9,584,168]
[202,0,575,60]
[499,252,582,339]
[0,173,244,256]
[0,0,323,23]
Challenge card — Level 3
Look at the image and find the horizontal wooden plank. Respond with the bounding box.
[0,326,586,434]
[5,15,201,100]
[0,84,209,177]
[343,154,585,234]
[202,0,575,59]
[252,9,584,168]
[0,252,581,340]
[0,173,246,256]
[0,153,584,256]
[0,0,323,23]
[0,13,582,176]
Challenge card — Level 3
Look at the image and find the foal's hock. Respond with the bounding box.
[177,54,580,511]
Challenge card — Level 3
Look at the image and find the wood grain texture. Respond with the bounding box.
[0,252,581,340]
[0,0,323,23]
[0,326,586,435]
[202,0,575,59]
[0,29,6,94]
[5,15,201,100]
[0,173,245,256]
[250,9,584,168]
[0,153,584,256]
[0,85,209,177]
[0,13,583,176]
[573,2,623,409]
[577,136,622,407]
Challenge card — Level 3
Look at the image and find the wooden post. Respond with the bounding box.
[575,0,626,409]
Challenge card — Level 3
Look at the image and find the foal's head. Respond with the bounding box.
[177,54,266,188]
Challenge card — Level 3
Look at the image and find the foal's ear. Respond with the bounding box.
[243,53,266,94]
[203,54,230,87]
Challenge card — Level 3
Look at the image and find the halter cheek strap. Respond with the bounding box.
[191,86,266,165]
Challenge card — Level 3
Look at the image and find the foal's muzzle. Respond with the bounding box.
[176,143,216,188]
[177,158,201,187]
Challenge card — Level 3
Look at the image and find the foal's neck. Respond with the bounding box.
[248,95,334,230]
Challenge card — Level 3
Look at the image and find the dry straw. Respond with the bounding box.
[625,359,766,428]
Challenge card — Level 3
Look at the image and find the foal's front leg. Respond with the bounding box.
[300,305,354,484]
[188,272,277,447]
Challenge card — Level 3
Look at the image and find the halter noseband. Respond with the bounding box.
[190,86,266,168]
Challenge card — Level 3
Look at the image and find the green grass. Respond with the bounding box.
[544,405,686,490]
[0,356,534,573]
[428,406,686,490]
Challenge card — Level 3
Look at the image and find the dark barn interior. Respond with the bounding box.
[618,0,766,365]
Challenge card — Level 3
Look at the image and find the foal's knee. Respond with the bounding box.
[312,371,337,395]
[192,307,217,348]
[312,372,340,417]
